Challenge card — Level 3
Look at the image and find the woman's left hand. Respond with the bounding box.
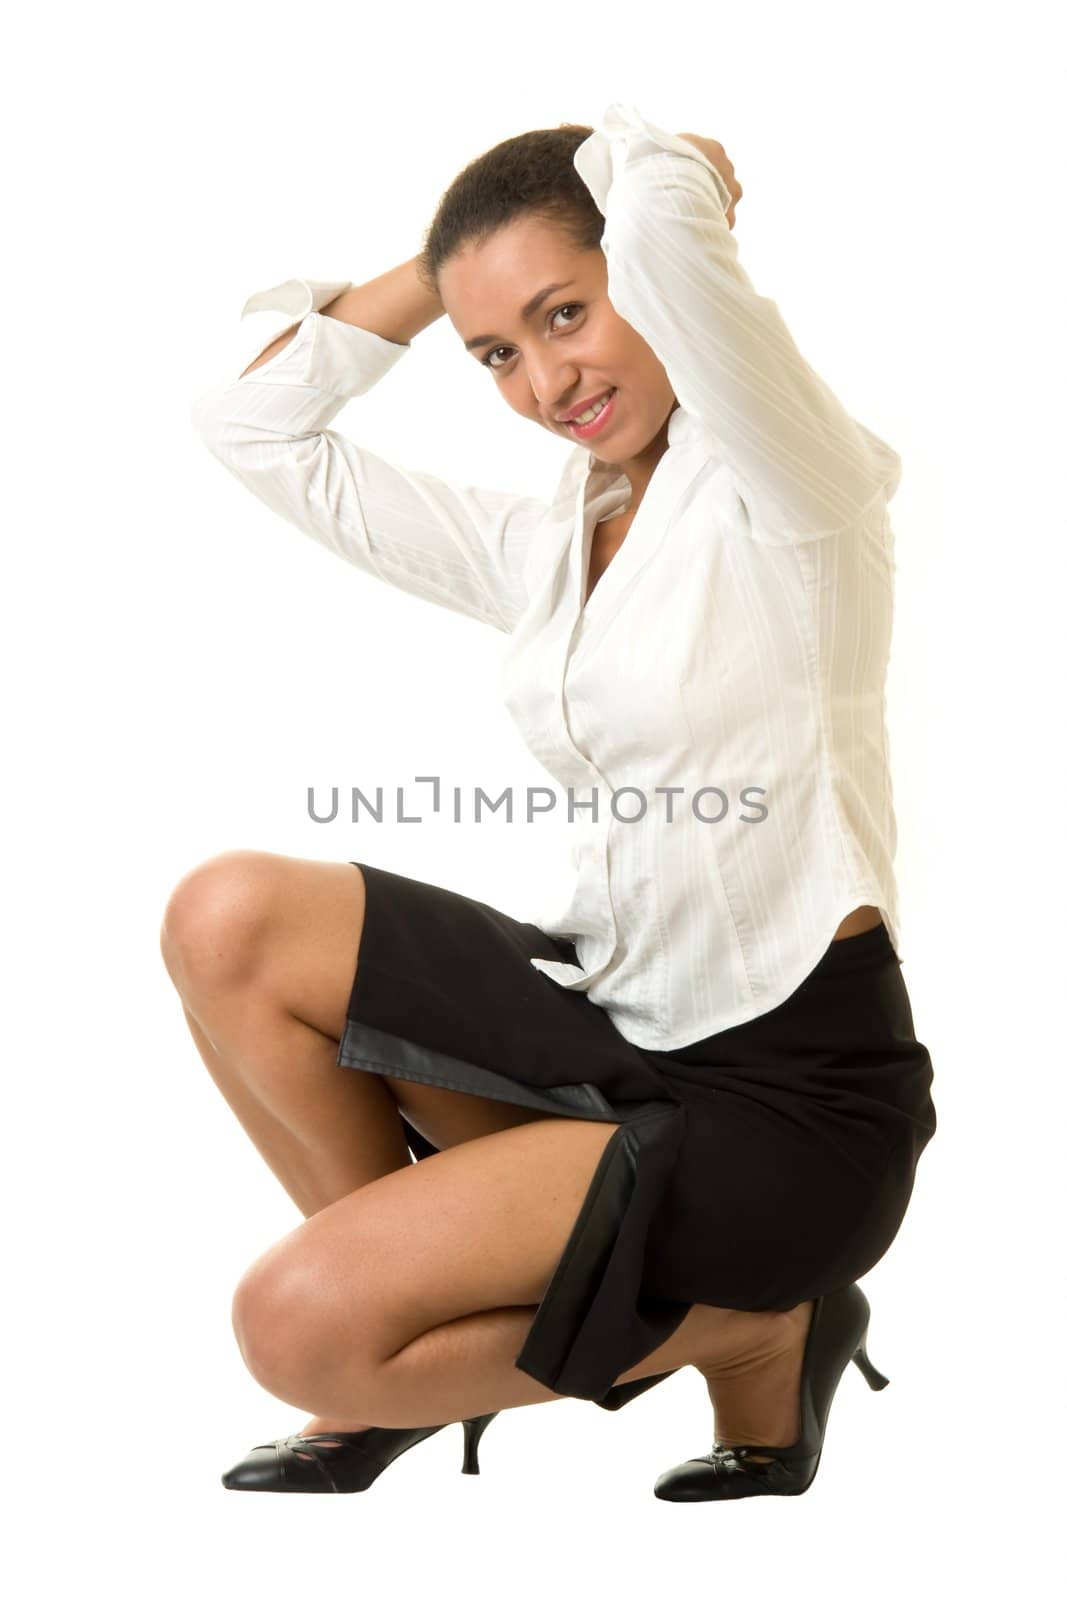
[674,133,743,228]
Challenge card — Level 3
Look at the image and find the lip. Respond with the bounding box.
[560,387,618,438]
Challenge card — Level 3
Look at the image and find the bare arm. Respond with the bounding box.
[240,255,445,377]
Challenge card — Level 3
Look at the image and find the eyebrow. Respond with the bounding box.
[463,280,578,352]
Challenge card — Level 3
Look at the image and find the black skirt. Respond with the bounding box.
[335,859,937,1412]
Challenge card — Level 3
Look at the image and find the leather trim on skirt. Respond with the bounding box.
[335,860,937,1411]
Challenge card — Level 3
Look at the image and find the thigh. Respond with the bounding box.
[238,1114,622,1365]
[238,854,563,1147]
[389,1077,565,1150]
[163,849,559,1148]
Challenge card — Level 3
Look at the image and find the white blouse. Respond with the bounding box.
[190,100,906,1051]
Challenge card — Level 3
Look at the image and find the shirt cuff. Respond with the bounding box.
[573,101,734,216]
[240,275,356,321]
[237,275,412,395]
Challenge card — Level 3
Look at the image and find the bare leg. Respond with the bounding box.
[695,1297,815,1459]
[377,1299,815,1460]
[164,850,811,1457]
[229,1113,816,1458]
[175,1001,412,1214]
[160,848,568,1440]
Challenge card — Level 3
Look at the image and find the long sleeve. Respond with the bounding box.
[189,277,549,631]
[573,103,902,545]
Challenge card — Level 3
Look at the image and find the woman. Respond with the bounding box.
[173,100,937,1502]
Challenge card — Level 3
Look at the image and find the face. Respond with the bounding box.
[438,214,679,479]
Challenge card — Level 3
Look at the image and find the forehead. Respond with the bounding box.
[438,215,592,322]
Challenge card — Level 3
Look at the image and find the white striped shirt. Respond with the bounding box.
[190,100,905,1050]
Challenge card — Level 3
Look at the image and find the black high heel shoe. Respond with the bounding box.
[221,1411,499,1492]
[653,1282,890,1502]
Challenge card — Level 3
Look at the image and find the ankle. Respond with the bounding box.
[701,1301,814,1451]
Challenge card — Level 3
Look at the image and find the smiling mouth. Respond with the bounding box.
[557,387,615,424]
[559,387,619,437]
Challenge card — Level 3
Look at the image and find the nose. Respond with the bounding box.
[529,357,582,424]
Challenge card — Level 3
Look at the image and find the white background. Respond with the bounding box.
[5,0,1062,1591]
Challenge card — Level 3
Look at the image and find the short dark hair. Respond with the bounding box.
[416,123,603,298]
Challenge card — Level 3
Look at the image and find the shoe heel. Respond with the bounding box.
[460,1411,498,1474]
[851,1336,890,1390]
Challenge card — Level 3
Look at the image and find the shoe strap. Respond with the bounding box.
[279,1435,345,1489]
[712,1441,817,1466]
[293,1432,363,1445]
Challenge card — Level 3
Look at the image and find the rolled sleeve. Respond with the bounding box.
[189,278,547,632]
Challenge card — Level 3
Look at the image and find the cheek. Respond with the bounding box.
[632,345,670,394]
[507,391,544,426]
[609,342,658,404]
[617,324,663,377]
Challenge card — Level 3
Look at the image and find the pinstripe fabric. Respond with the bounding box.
[190,101,905,1050]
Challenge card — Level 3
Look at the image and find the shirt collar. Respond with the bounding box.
[667,404,700,449]
[552,403,701,510]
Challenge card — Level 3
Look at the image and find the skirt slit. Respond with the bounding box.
[334,859,937,1411]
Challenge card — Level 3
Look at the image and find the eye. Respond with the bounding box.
[480,303,583,370]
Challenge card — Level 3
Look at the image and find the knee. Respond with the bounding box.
[159,848,280,996]
[230,1248,327,1396]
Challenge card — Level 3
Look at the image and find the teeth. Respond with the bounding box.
[571,389,614,424]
